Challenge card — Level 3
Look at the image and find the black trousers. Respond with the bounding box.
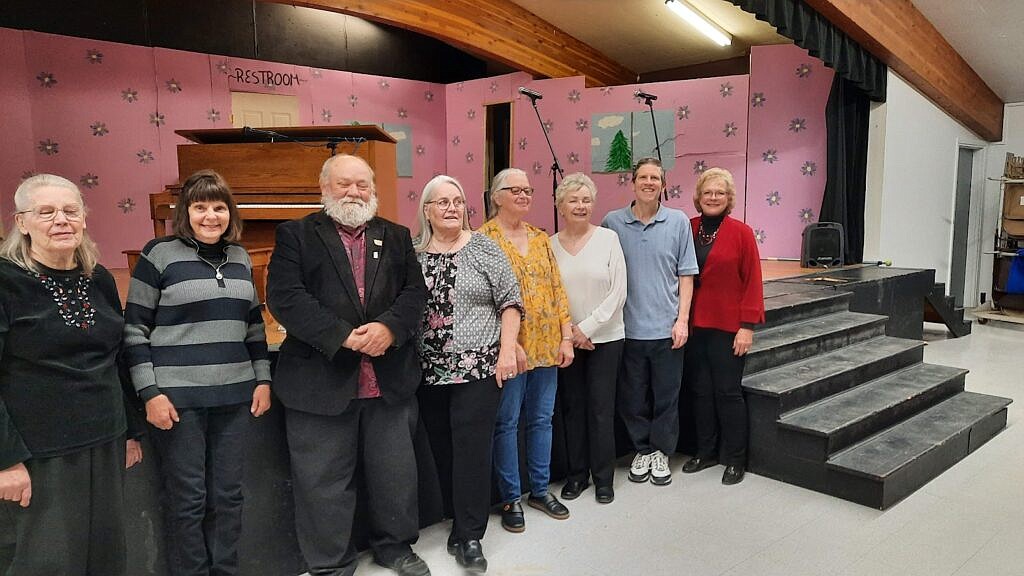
[151,404,249,576]
[558,339,623,487]
[417,376,500,542]
[618,338,685,455]
[686,327,748,466]
[0,437,127,576]
[285,397,419,576]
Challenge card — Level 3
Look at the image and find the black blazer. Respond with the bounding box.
[266,212,426,415]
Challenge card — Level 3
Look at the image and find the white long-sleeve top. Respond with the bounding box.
[551,226,627,344]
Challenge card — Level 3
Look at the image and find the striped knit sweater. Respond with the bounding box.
[124,236,271,408]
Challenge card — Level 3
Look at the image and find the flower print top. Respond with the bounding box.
[417,233,523,386]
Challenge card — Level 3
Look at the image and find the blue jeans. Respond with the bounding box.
[493,366,558,502]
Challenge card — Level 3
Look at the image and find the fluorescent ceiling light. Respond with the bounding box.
[665,0,733,47]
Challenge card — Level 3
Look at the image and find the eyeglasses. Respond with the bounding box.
[426,198,465,210]
[701,190,728,198]
[500,186,534,197]
[16,205,84,221]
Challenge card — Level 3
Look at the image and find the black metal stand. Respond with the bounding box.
[242,126,357,156]
[527,98,564,232]
[640,95,667,202]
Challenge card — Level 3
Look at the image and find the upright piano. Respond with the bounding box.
[144,126,398,311]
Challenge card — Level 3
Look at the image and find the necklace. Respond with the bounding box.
[697,221,718,246]
[431,230,463,253]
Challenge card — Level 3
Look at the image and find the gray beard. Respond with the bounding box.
[323,194,378,228]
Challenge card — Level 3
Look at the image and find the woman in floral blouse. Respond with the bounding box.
[414,175,522,573]
[479,168,574,534]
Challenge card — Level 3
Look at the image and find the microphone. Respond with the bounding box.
[634,89,658,101]
[518,87,543,101]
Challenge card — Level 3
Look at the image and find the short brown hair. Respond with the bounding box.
[172,170,243,242]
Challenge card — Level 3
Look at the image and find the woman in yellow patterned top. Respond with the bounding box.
[479,167,574,534]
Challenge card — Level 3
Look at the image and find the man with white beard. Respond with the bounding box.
[267,154,429,576]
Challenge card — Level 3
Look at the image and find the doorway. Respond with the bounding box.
[483,102,511,221]
[950,146,975,307]
[230,92,300,128]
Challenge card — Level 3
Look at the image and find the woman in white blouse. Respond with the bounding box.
[551,173,627,504]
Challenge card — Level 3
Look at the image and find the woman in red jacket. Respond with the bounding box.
[681,168,764,485]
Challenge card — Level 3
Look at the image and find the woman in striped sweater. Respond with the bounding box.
[124,170,271,576]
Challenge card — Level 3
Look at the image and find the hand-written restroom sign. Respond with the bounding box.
[232,68,301,87]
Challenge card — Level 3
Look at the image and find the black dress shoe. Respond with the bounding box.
[527,493,570,520]
[455,539,488,573]
[595,486,615,504]
[377,552,431,576]
[500,500,525,533]
[446,532,457,555]
[560,479,589,500]
[722,465,745,485]
[681,457,718,474]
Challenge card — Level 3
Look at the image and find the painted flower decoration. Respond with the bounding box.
[86,49,104,64]
[667,185,682,199]
[467,205,478,219]
[321,109,332,122]
[467,108,476,120]
[568,89,581,103]
[801,161,818,176]
[348,94,358,107]
[165,78,182,93]
[532,161,544,175]
[693,160,708,175]
[796,63,812,78]
[518,137,528,151]
[217,60,230,75]
[397,107,408,119]
[799,208,815,223]
[378,78,390,90]
[766,190,781,206]
[751,92,766,107]
[424,90,435,102]
[80,173,100,189]
[38,139,59,156]
[576,118,589,132]
[600,87,614,95]
[567,151,580,165]
[37,72,57,88]
[117,198,136,213]
[451,135,461,147]
[542,119,554,133]
[723,122,738,137]
[762,148,778,163]
[490,81,499,94]
[149,112,165,126]
[137,149,154,164]
[407,190,418,201]
[465,152,474,163]
[677,105,691,120]
[789,118,807,133]
[121,88,139,103]
[617,173,630,186]
[455,82,465,92]
[310,68,322,79]
[720,82,734,97]
[21,171,37,181]
[90,122,109,137]
[207,109,220,122]
[754,229,767,244]
[415,144,426,156]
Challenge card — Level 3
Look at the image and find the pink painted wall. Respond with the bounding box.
[2,26,831,263]
[746,44,834,257]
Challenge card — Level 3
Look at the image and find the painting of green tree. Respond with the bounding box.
[604,130,633,172]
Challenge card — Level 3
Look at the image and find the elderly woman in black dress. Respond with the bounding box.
[0,174,143,575]
[414,175,522,573]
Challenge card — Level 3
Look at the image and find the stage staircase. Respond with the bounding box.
[924,282,973,338]
[743,283,1010,509]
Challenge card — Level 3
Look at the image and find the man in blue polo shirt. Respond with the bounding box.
[602,157,698,486]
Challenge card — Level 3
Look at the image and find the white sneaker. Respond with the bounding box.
[628,452,651,483]
[650,450,672,485]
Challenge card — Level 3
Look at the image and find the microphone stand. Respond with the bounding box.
[639,94,667,202]
[525,97,564,233]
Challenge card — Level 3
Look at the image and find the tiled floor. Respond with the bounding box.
[344,320,1023,576]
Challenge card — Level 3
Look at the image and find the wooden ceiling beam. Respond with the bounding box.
[260,0,637,87]
[804,0,1003,142]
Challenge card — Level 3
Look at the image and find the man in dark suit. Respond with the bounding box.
[267,154,429,576]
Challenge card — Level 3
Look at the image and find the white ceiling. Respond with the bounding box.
[911,0,1024,103]
[509,0,1022,104]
